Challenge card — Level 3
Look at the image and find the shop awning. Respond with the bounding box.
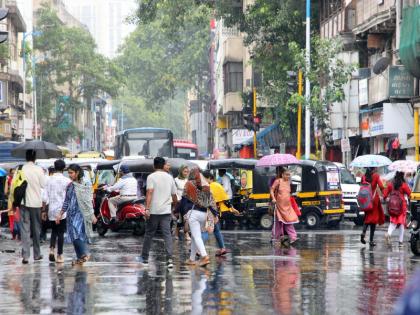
[240,123,299,148]
[400,5,420,78]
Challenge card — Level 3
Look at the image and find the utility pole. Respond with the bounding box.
[304,0,311,158]
[253,87,257,158]
[297,70,303,159]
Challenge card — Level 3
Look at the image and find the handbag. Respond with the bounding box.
[183,210,192,233]
[205,209,215,233]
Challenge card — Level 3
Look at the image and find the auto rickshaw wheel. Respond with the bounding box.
[305,211,320,229]
[410,234,420,255]
[260,214,273,230]
[96,218,108,237]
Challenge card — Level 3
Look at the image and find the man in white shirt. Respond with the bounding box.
[20,150,47,264]
[105,164,138,222]
[218,169,233,199]
[43,159,71,263]
[140,157,177,268]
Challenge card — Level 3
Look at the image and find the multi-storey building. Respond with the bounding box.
[320,0,419,162]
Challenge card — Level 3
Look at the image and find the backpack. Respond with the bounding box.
[357,181,374,212]
[387,187,403,217]
[12,166,27,208]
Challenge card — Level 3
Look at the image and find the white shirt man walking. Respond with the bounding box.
[140,157,177,268]
[19,150,47,264]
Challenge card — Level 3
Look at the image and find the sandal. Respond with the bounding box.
[198,256,210,267]
[215,248,228,257]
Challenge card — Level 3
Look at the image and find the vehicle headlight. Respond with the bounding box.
[412,220,418,229]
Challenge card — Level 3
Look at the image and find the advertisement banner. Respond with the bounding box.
[360,109,384,138]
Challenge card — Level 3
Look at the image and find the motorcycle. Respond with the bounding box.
[96,190,146,237]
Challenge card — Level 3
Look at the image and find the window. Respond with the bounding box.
[223,62,243,93]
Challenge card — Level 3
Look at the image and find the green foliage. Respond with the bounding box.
[119,0,211,110]
[288,37,357,129]
[34,4,123,144]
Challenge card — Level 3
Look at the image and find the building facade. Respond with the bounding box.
[320,0,420,163]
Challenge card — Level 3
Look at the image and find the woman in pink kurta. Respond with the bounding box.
[270,167,299,244]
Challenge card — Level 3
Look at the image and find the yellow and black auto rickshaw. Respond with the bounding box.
[292,160,345,229]
[409,170,420,255]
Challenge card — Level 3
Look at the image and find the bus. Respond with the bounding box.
[173,139,199,160]
[115,128,174,159]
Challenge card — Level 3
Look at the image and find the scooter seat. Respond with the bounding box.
[118,198,144,210]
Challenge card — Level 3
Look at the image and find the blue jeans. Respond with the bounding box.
[213,222,225,249]
[73,239,89,259]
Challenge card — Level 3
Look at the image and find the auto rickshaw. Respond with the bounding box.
[409,170,420,255]
[292,160,344,229]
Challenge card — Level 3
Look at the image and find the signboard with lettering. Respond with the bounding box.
[360,109,384,138]
[389,66,415,98]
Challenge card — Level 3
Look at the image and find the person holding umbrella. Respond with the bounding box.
[360,167,385,246]
[18,150,47,264]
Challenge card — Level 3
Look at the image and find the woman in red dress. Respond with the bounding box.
[361,167,385,246]
[383,171,411,247]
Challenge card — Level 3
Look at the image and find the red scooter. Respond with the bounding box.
[96,191,146,236]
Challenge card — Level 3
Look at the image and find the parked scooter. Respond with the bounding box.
[96,189,146,237]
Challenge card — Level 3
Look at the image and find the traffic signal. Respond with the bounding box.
[286,70,297,96]
[253,113,263,132]
[243,103,253,131]
[0,9,8,44]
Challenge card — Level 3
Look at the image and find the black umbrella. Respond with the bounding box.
[11,140,63,159]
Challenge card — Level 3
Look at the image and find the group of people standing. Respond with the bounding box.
[5,150,96,265]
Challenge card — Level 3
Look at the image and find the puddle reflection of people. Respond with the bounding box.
[359,249,382,315]
[272,247,299,315]
[394,269,420,315]
[67,271,93,315]
[191,268,209,315]
[20,266,42,314]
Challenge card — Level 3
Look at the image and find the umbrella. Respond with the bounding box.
[11,140,62,159]
[256,154,300,168]
[388,160,419,173]
[349,154,392,168]
[0,167,6,177]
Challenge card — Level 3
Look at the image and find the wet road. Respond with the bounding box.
[0,226,419,315]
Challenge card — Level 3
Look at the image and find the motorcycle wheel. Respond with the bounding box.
[96,218,108,237]
[410,233,420,255]
[133,220,146,236]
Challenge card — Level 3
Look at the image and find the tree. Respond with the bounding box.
[34,4,122,144]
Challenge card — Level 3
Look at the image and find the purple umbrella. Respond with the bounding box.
[256,154,300,168]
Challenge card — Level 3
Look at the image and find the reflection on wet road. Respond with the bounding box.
[0,228,418,314]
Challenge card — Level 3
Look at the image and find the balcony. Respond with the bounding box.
[352,0,395,35]
[223,37,244,64]
[6,0,26,32]
[223,92,242,114]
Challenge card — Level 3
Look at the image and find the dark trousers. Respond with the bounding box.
[141,214,173,261]
[50,219,66,255]
[362,223,376,242]
[20,206,42,260]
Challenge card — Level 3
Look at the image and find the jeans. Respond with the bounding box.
[189,210,208,260]
[20,206,42,260]
[141,214,173,261]
[50,219,66,255]
[213,222,225,249]
[73,239,89,259]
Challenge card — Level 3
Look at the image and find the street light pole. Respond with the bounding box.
[304,0,311,158]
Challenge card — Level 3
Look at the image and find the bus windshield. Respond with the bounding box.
[125,138,171,157]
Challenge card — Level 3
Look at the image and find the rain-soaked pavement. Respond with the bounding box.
[0,225,419,315]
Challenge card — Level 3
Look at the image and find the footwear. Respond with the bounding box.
[360,234,366,245]
[22,258,29,264]
[215,248,228,257]
[137,257,148,266]
[198,256,210,267]
[185,259,196,265]
[56,255,64,263]
[166,259,174,269]
[369,241,376,247]
[385,234,391,245]
[290,238,299,245]
[185,233,191,241]
[34,255,43,261]
[49,249,56,262]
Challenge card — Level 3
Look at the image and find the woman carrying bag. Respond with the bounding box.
[180,168,218,267]
[384,171,411,247]
[56,164,97,265]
